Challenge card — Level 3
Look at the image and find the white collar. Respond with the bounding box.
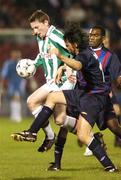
[90,46,102,51]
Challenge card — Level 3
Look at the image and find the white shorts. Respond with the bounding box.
[41,79,75,93]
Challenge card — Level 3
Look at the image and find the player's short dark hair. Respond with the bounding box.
[29,9,50,23]
[64,22,88,51]
[91,25,106,36]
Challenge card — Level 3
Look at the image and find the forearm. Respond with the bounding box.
[58,54,82,71]
[59,64,66,71]
[116,76,121,88]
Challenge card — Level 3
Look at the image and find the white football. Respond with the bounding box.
[16,59,36,78]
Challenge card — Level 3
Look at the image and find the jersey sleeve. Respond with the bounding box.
[75,53,89,69]
[34,53,43,68]
[49,38,71,57]
[109,53,121,81]
[49,28,71,57]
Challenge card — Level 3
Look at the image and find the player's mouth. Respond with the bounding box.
[89,41,95,46]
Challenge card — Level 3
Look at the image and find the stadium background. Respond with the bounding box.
[0,1,121,179]
[0,0,121,115]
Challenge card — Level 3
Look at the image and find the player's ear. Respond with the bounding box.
[74,43,79,51]
[44,20,49,26]
[74,43,78,48]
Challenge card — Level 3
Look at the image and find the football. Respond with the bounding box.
[16,59,36,78]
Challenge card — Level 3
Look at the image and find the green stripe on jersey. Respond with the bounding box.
[49,38,70,57]
[52,29,64,39]
[35,25,72,80]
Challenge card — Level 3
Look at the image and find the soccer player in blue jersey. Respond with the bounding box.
[1,50,26,122]
[12,23,117,172]
[84,25,121,155]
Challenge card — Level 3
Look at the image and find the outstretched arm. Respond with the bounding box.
[57,53,82,71]
[50,48,82,71]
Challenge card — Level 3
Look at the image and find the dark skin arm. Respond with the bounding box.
[57,53,82,71]
[116,76,121,88]
[50,48,82,71]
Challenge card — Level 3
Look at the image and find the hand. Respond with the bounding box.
[54,65,65,84]
[68,75,77,83]
[113,104,121,116]
[116,76,121,88]
[49,48,59,56]
[49,48,63,60]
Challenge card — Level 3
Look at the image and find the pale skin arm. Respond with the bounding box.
[55,63,77,84]
[54,65,66,84]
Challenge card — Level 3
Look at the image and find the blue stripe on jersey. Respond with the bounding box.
[96,50,112,70]
[89,49,112,94]
[98,50,106,63]
[102,52,112,69]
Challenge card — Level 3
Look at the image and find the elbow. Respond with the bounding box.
[76,66,81,71]
[73,64,81,70]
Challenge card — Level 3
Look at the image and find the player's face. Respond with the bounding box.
[30,20,49,38]
[89,28,104,48]
[65,40,79,55]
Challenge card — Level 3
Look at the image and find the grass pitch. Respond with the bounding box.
[0,117,121,180]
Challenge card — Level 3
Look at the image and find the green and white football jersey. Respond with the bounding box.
[35,25,70,81]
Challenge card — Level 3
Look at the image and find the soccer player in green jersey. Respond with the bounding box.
[12,10,76,151]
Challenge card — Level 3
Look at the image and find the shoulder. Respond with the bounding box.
[3,60,11,67]
[79,48,93,60]
[103,47,119,59]
[76,48,93,66]
[49,26,66,48]
[52,28,64,39]
[102,47,113,54]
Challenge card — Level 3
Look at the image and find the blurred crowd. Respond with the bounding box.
[0,0,121,59]
[0,0,121,41]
